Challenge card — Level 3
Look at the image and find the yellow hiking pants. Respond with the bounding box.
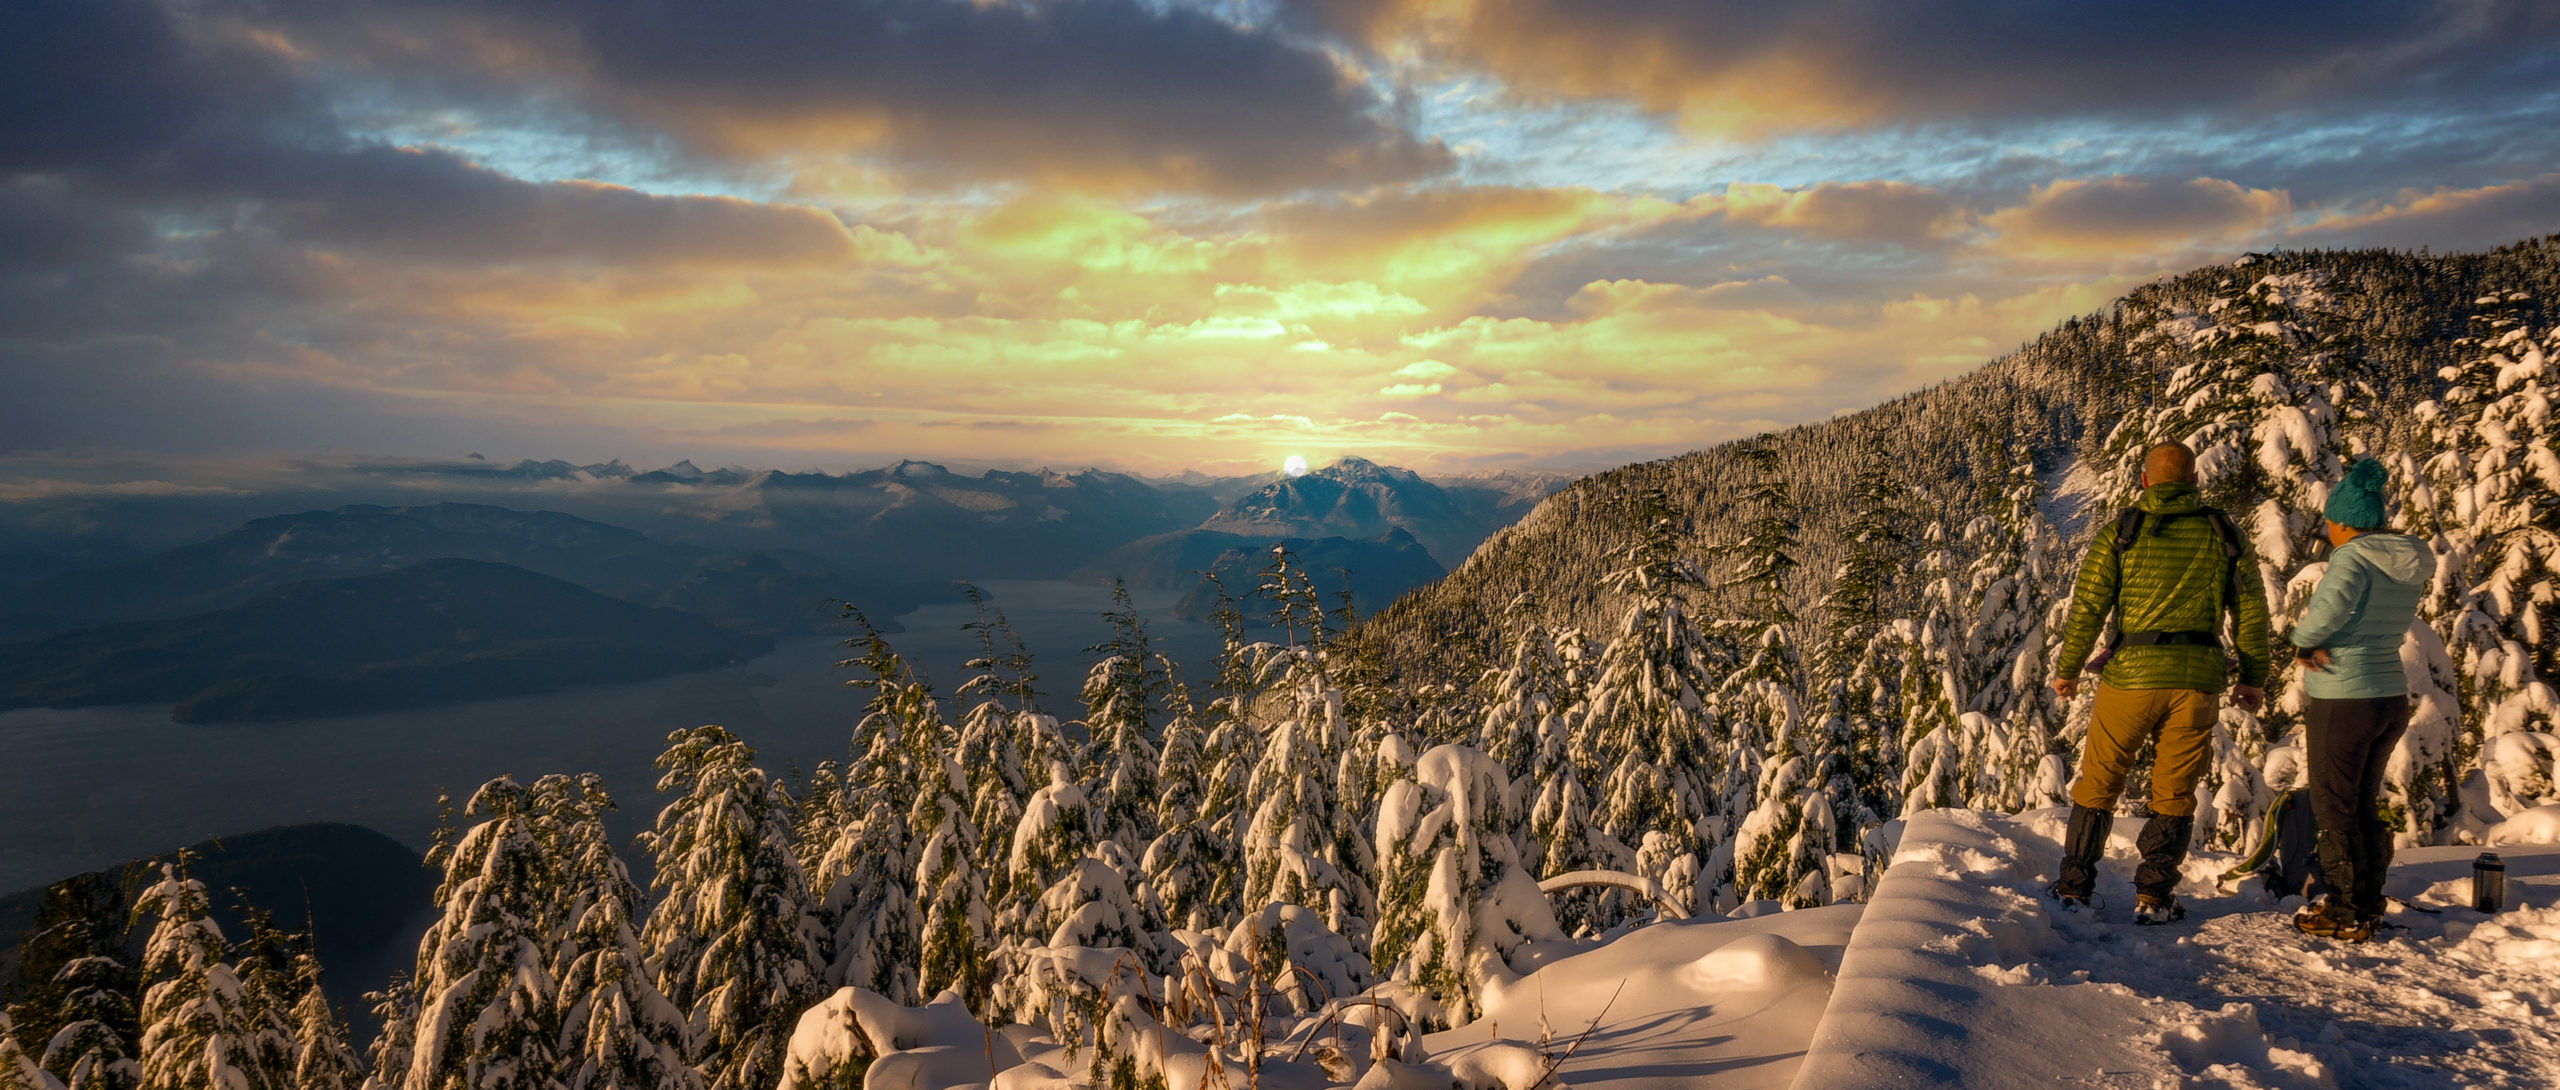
[2068,682,2218,817]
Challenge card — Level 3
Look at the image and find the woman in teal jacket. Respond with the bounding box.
[2288,458,2433,941]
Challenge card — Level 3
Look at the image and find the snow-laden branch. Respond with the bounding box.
[1536,870,1688,920]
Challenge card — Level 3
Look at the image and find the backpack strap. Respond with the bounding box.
[2103,504,2244,654]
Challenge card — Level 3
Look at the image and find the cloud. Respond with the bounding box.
[1711,181,1967,243]
[2294,173,2560,252]
[1982,176,2294,258]
[270,0,1449,196]
[1300,0,2560,137]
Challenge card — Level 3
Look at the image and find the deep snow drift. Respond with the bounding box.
[781,808,2560,1090]
[1809,809,2560,1089]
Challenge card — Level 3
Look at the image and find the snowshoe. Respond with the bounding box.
[2132,894,2187,925]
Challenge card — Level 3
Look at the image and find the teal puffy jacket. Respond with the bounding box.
[2289,531,2432,699]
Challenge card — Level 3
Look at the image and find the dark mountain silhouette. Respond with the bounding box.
[0,558,771,722]
[0,823,432,1041]
[0,502,926,640]
[1168,528,1448,624]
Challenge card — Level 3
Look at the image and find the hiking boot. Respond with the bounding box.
[2294,899,2371,942]
[2047,885,2091,913]
[2133,893,2186,925]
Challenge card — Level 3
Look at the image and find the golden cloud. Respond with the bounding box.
[1709,181,1969,242]
[1982,176,2294,259]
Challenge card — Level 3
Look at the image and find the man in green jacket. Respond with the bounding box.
[2047,441,2272,923]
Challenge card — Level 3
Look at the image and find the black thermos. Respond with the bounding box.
[2474,852,2506,913]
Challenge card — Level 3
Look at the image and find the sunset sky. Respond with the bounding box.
[6,0,2558,475]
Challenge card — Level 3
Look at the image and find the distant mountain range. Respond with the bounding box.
[0,558,771,722]
[0,501,925,642]
[0,456,1563,717]
[321,457,1237,581]
[1076,457,1567,621]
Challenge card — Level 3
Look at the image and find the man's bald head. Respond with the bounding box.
[2142,442,2197,486]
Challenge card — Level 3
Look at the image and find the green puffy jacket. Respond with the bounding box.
[2054,481,2272,693]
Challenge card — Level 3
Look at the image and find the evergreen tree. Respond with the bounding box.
[954,587,1035,896]
[904,710,987,1010]
[640,726,822,1090]
[37,949,138,1090]
[817,622,928,1001]
[2433,302,2560,731]
[1477,596,1572,794]
[0,1012,63,1090]
[1814,458,1909,835]
[1731,701,1835,909]
[1962,453,2069,810]
[533,775,698,1090]
[400,777,562,1090]
[1240,647,1368,941]
[283,952,360,1090]
[130,860,269,1090]
[1573,489,1721,912]
[358,975,416,1090]
[5,873,132,1090]
[1894,518,1970,814]
[1078,580,1167,857]
[220,907,296,1090]
[1140,681,1231,933]
[1369,745,1558,1030]
[988,763,1096,1020]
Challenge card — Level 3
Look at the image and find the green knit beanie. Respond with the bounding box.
[2325,457,2388,529]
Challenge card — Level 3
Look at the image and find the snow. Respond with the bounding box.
[1803,808,2560,1089]
[2487,804,2560,846]
[1432,905,1856,1090]
[780,807,2560,1090]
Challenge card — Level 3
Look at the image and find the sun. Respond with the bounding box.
[1283,454,1308,477]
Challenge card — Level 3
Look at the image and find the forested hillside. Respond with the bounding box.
[8,236,2560,1090]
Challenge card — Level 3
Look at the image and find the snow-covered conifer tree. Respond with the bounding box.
[1894,518,1971,813]
[1240,682,1368,941]
[283,952,360,1090]
[1476,595,1570,791]
[9,874,135,1090]
[1961,453,2070,811]
[905,715,987,1010]
[1732,699,1835,909]
[37,949,138,1090]
[641,727,822,1090]
[222,908,298,1089]
[533,775,698,1090]
[1574,489,1721,911]
[816,623,929,1001]
[990,762,1100,1019]
[1141,682,1232,933]
[955,587,1035,891]
[1079,580,1167,857]
[1813,458,1907,861]
[1,1013,62,1090]
[1370,745,1561,1030]
[130,860,269,1090]
[401,777,561,1090]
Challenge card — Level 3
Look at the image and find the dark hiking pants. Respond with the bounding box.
[2304,693,2415,918]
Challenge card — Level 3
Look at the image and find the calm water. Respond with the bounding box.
[0,579,1223,894]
